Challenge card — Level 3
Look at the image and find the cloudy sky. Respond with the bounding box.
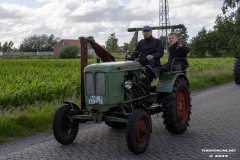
[0,0,224,47]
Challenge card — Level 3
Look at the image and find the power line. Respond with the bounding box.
[158,0,170,48]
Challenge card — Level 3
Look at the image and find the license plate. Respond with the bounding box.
[88,96,103,104]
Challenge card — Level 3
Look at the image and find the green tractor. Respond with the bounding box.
[234,56,240,85]
[52,25,192,154]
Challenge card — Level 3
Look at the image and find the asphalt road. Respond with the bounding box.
[0,82,239,160]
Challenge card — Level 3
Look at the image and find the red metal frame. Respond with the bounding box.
[80,37,87,110]
[87,40,115,62]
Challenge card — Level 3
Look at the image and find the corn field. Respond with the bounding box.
[0,59,82,109]
[0,57,234,109]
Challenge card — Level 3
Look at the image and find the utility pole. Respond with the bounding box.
[158,0,170,49]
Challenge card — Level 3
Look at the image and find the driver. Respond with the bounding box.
[131,26,164,84]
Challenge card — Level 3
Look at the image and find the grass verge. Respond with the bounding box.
[189,69,233,91]
[0,99,80,144]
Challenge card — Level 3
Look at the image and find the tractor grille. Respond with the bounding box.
[86,73,94,95]
[85,72,105,96]
[96,73,105,96]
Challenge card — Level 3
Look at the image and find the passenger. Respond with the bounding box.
[162,32,189,71]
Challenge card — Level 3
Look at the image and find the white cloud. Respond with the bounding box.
[0,0,225,47]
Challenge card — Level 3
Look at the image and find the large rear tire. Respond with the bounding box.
[234,58,240,85]
[126,109,151,154]
[53,105,79,145]
[161,77,191,134]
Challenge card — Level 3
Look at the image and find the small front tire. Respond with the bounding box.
[126,109,151,154]
[53,105,79,145]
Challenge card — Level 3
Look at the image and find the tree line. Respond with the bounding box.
[190,0,239,57]
[0,41,14,56]
[0,34,61,56]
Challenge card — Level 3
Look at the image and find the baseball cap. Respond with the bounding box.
[142,26,152,31]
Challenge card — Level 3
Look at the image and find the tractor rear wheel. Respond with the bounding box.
[105,121,127,129]
[53,105,79,145]
[161,77,191,134]
[234,58,240,85]
[126,109,151,154]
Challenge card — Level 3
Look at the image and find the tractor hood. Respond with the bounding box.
[84,61,140,72]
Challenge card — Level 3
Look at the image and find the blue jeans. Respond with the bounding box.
[139,58,160,83]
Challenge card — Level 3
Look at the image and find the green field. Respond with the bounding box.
[0,57,234,143]
[0,59,80,109]
[188,58,234,90]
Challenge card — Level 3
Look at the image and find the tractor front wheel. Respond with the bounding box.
[234,58,240,85]
[126,109,151,154]
[53,105,79,145]
[161,77,191,134]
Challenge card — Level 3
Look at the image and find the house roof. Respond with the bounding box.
[53,39,81,48]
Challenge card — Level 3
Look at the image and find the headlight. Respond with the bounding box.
[124,80,133,89]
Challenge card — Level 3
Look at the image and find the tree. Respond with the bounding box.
[47,34,61,51]
[190,13,237,57]
[222,0,240,14]
[128,32,138,51]
[221,0,240,55]
[213,14,236,56]
[190,28,208,57]
[123,43,129,52]
[205,30,220,57]
[105,33,119,53]
[19,34,60,52]
[2,41,14,56]
[175,27,189,44]
[189,0,240,57]
[59,46,79,59]
[86,36,95,42]
[86,36,96,49]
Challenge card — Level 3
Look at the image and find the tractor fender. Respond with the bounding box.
[156,73,189,93]
[63,101,81,111]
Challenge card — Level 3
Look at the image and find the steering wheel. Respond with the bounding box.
[125,52,133,61]
[125,51,145,61]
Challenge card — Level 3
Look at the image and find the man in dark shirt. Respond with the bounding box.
[163,32,190,71]
[131,26,164,83]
